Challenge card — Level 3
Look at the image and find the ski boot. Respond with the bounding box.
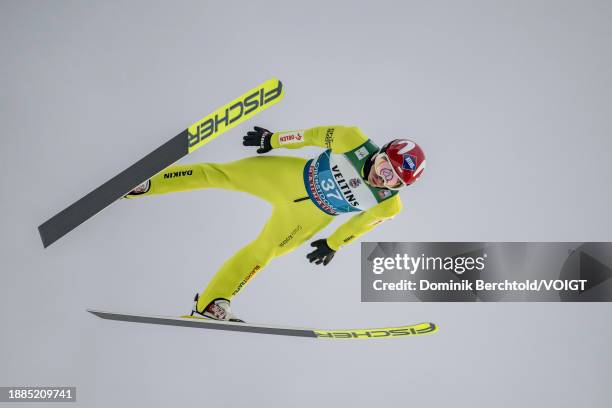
[190,294,244,323]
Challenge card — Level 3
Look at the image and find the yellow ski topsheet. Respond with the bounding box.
[187,78,284,153]
[180,314,438,340]
[313,322,438,339]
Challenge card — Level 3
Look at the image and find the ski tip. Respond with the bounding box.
[425,322,439,334]
[313,322,439,339]
[87,309,108,319]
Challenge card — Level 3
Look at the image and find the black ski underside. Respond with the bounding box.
[88,310,317,338]
[38,131,188,248]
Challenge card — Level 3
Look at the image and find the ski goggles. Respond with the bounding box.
[373,153,405,190]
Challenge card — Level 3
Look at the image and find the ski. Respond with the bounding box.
[88,309,438,340]
[38,78,284,248]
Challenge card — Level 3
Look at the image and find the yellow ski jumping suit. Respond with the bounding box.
[127,126,402,311]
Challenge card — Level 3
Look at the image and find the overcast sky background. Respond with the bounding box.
[1,1,611,407]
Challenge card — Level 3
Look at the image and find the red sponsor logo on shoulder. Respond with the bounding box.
[279,132,304,145]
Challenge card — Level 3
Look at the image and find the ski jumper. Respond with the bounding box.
[126,126,403,311]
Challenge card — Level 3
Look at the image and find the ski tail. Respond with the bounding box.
[88,310,438,340]
[38,78,284,248]
[37,132,188,248]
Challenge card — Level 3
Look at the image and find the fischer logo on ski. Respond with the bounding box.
[314,323,438,339]
[88,310,439,340]
[187,79,283,151]
[38,78,284,248]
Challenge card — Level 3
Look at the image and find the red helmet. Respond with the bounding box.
[380,139,426,187]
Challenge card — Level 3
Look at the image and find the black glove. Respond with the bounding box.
[307,239,336,266]
[243,126,273,154]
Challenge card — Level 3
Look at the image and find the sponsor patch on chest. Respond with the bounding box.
[349,178,361,188]
[331,164,360,207]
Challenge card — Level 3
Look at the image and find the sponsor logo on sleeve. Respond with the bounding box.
[278,131,304,145]
[354,146,369,160]
[325,128,335,148]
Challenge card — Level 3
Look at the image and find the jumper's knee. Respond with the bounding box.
[247,244,276,267]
